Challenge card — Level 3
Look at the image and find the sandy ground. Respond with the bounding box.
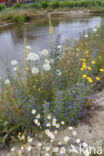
[0,89,104,156]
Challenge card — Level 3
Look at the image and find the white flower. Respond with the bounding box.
[32,109,36,114]
[76,138,80,144]
[45,153,49,156]
[46,123,51,127]
[43,64,51,71]
[93,28,97,32]
[64,136,70,143]
[45,146,50,151]
[52,121,56,126]
[54,130,57,134]
[27,145,32,152]
[36,114,40,119]
[53,118,57,122]
[41,49,49,56]
[13,67,17,71]
[27,53,39,61]
[84,34,88,38]
[5,79,10,85]
[28,137,32,143]
[60,147,66,154]
[57,45,61,49]
[11,147,15,152]
[31,67,39,75]
[45,129,50,135]
[38,142,42,147]
[83,143,88,148]
[57,69,62,76]
[26,45,31,51]
[21,146,24,151]
[53,147,59,152]
[50,59,54,64]
[56,123,60,128]
[61,121,65,125]
[37,122,40,126]
[83,149,90,156]
[11,60,18,66]
[47,115,51,119]
[68,127,73,130]
[72,130,77,136]
[58,142,62,145]
[45,59,50,64]
[34,119,38,124]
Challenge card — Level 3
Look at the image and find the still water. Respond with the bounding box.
[0,16,102,77]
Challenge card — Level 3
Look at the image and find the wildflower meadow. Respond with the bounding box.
[0,16,104,156]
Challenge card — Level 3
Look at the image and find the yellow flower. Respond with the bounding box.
[38,88,40,91]
[88,66,91,70]
[82,75,87,78]
[91,61,95,64]
[87,77,93,83]
[98,55,101,59]
[80,68,84,71]
[82,62,86,69]
[85,50,89,54]
[96,77,100,80]
[18,132,22,136]
[82,59,86,62]
[99,69,104,72]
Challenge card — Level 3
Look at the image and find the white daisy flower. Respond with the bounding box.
[36,114,40,119]
[47,115,51,119]
[38,142,42,147]
[32,109,36,114]
[64,136,70,143]
[76,138,80,144]
[56,123,60,128]
[46,123,51,127]
[57,69,62,76]
[34,119,38,124]
[11,147,15,152]
[27,137,32,143]
[45,146,50,151]
[68,127,73,130]
[13,67,17,71]
[60,147,66,154]
[84,34,88,38]
[72,130,77,136]
[61,121,65,125]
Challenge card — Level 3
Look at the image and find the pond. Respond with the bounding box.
[0,16,102,78]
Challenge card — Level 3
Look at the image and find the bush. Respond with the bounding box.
[41,1,49,8]
[0,4,6,11]
[13,15,26,24]
[13,2,21,9]
[50,0,59,9]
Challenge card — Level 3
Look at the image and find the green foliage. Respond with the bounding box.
[50,1,60,9]
[13,15,26,24]
[0,4,6,11]
[13,2,21,9]
[41,1,49,8]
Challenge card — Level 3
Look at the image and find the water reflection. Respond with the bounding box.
[0,16,102,77]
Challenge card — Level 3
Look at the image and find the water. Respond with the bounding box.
[0,16,102,78]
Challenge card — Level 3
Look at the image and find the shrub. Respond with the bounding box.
[0,4,6,11]
[41,1,49,8]
[50,1,59,9]
[13,2,21,9]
